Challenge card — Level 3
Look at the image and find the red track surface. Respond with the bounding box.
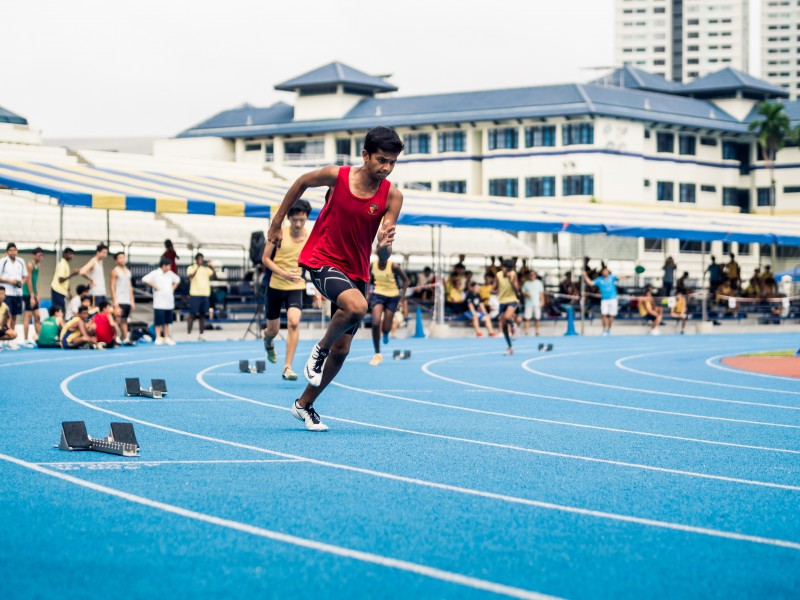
[721,356,800,378]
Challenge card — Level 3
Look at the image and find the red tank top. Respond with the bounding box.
[93,313,115,344]
[299,166,390,281]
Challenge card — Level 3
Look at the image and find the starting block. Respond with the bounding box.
[538,343,554,352]
[57,421,139,457]
[393,350,412,360]
[125,377,168,398]
[239,360,266,374]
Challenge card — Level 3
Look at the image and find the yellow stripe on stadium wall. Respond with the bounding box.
[156,198,188,214]
[214,200,245,217]
[91,194,127,210]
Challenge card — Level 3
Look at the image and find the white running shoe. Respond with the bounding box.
[304,344,329,387]
[650,327,661,336]
[23,340,36,349]
[291,400,329,431]
[7,341,19,351]
[197,334,206,342]
[165,337,177,346]
[155,337,165,346]
[369,353,383,366]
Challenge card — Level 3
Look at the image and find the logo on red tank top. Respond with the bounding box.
[368,203,379,215]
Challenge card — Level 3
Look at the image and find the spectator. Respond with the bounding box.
[415,266,434,302]
[463,281,496,337]
[0,242,27,349]
[50,247,79,312]
[662,256,676,296]
[583,265,619,336]
[724,252,741,290]
[715,280,738,317]
[706,255,724,297]
[453,254,466,272]
[638,285,663,335]
[676,271,691,295]
[60,305,96,349]
[521,270,545,336]
[0,287,19,350]
[110,252,135,344]
[187,253,216,341]
[93,301,121,349]
[162,239,179,274]
[559,270,578,299]
[37,305,64,348]
[141,257,181,346]
[445,270,466,313]
[670,291,688,334]
[744,268,763,298]
[22,247,44,347]
[78,243,109,305]
[486,256,499,276]
[761,265,777,296]
[66,285,90,321]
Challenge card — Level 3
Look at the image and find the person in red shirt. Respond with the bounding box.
[93,301,121,348]
[266,126,404,431]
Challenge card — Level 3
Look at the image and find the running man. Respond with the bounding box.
[494,259,520,355]
[261,199,313,381]
[368,246,409,366]
[583,265,619,336]
[22,247,44,346]
[110,252,135,344]
[266,126,404,431]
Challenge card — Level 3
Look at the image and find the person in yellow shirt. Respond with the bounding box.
[368,246,409,366]
[186,253,216,341]
[638,285,663,335]
[262,200,313,380]
[493,259,520,355]
[50,247,79,312]
[670,290,688,334]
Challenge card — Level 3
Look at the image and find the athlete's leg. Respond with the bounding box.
[23,309,32,342]
[284,307,301,369]
[501,305,515,348]
[483,313,495,335]
[381,307,394,339]
[298,333,353,408]
[264,318,280,349]
[186,313,194,334]
[317,288,367,350]
[371,304,383,354]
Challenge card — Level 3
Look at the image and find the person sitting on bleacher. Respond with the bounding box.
[670,291,688,334]
[638,285,663,335]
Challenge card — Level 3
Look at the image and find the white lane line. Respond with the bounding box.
[195,363,800,493]
[615,350,800,396]
[35,459,303,468]
[0,452,557,600]
[521,357,800,411]
[706,353,800,382]
[89,398,244,404]
[61,354,800,551]
[420,350,800,430]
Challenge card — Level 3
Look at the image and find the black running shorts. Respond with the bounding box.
[265,287,303,320]
[307,266,367,336]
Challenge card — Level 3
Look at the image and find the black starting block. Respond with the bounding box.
[239,360,266,374]
[393,350,412,360]
[538,343,554,352]
[57,421,139,457]
[125,377,168,398]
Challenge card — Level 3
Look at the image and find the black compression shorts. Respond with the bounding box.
[307,266,367,336]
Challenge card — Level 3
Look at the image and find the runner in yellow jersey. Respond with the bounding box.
[493,259,520,355]
[368,246,409,366]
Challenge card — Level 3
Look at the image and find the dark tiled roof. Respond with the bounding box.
[679,67,788,98]
[0,105,27,125]
[274,61,397,92]
[589,66,682,93]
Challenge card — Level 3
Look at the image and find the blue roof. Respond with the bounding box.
[0,105,27,125]
[589,66,682,94]
[274,61,397,93]
[679,68,788,99]
[185,102,293,133]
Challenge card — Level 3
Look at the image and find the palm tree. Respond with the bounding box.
[748,102,791,215]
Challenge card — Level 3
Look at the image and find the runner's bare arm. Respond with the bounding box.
[267,166,339,248]
[377,186,403,256]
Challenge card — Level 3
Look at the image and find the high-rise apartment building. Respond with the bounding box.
[615,0,750,83]
[761,0,800,99]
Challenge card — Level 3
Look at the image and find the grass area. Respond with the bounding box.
[740,349,798,357]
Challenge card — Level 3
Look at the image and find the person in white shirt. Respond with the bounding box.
[0,242,28,348]
[78,243,109,305]
[521,270,545,336]
[65,285,90,321]
[141,257,181,346]
[109,252,135,343]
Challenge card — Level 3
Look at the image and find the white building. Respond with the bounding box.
[761,0,800,99]
[614,0,749,82]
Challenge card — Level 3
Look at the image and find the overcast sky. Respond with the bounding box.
[2,0,761,138]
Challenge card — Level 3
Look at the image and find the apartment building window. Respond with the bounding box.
[701,184,716,192]
[757,187,772,206]
[687,58,699,65]
[403,181,432,191]
[244,143,262,151]
[656,132,674,152]
[722,187,739,206]
[687,32,699,38]
[335,139,352,157]
[688,45,700,51]
[489,178,519,197]
[525,125,556,147]
[654,59,665,65]
[679,183,696,203]
[738,243,751,255]
[687,18,699,24]
[562,123,594,145]
[405,133,431,154]
[525,176,556,197]
[563,175,594,196]
[438,131,466,153]
[657,181,674,201]
[679,240,711,253]
[700,136,718,146]
[654,46,666,52]
[679,135,696,155]
[654,6,665,12]
[722,141,738,159]
[439,180,467,194]
[488,127,519,150]
[644,238,664,252]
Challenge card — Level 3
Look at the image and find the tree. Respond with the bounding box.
[748,102,791,216]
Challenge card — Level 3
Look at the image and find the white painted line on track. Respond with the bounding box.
[420,350,800,430]
[615,349,800,396]
[89,398,245,404]
[56,351,800,552]
[0,452,558,600]
[35,459,303,468]
[706,353,800,382]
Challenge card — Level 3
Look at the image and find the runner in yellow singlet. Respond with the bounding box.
[494,259,520,355]
[367,246,409,366]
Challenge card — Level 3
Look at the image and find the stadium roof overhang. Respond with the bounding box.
[2,159,800,246]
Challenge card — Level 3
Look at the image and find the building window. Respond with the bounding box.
[700,136,718,146]
[722,187,739,206]
[244,143,262,152]
[403,181,432,191]
[405,133,431,154]
[525,176,556,197]
[738,243,751,256]
[439,180,467,194]
[700,184,716,192]
[656,132,674,153]
[644,238,664,252]
[438,131,466,153]
[784,186,800,193]
[722,141,739,159]
[679,240,711,253]
[679,135,696,155]
[489,178,518,197]
[488,128,519,150]
[657,181,674,201]
[562,175,594,196]
[562,123,594,145]
[757,187,772,206]
[284,139,324,157]
[335,138,352,157]
[524,126,556,147]
[679,183,696,203]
